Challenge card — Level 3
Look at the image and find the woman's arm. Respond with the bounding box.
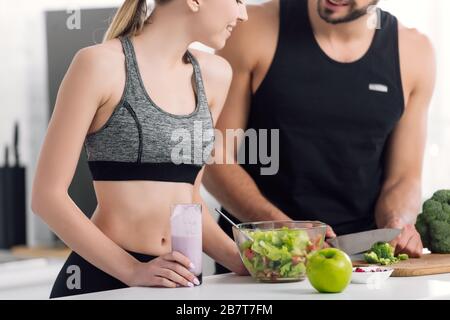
[31,46,141,285]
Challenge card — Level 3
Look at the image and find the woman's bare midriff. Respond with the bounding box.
[90,180,195,256]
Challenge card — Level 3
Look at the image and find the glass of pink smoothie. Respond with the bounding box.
[170,204,202,284]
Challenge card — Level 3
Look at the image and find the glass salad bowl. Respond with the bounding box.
[232,221,327,283]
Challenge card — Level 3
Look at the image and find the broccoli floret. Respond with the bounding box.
[379,258,392,265]
[364,251,379,264]
[371,242,395,260]
[415,190,450,253]
[364,242,408,265]
[443,203,450,218]
[398,253,409,261]
[422,200,447,223]
[431,190,450,205]
[428,220,450,253]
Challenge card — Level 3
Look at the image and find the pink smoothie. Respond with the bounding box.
[171,234,202,277]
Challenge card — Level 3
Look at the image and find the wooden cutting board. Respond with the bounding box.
[353,254,450,277]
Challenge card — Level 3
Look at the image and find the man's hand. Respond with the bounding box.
[323,224,337,248]
[325,225,337,240]
[384,219,423,258]
[296,221,336,248]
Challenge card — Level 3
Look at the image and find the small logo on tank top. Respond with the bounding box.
[369,83,389,93]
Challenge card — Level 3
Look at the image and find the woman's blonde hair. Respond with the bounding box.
[104,0,171,41]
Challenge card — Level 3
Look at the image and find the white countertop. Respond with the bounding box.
[0,258,64,300]
[62,272,450,300]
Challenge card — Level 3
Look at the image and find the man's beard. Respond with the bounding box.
[318,0,380,25]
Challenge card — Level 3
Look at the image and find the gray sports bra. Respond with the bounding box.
[84,36,215,185]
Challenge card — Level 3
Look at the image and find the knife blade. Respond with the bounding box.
[327,228,401,255]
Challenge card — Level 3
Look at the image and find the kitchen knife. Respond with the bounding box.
[327,228,401,255]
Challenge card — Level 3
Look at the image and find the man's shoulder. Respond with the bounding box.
[398,23,434,58]
[397,22,435,89]
[381,10,433,58]
[395,21,436,103]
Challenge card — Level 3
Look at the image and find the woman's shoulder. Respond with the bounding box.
[189,49,233,103]
[70,38,125,78]
[190,49,232,82]
[63,38,127,107]
[188,49,233,118]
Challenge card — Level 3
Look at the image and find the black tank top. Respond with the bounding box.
[219,0,404,236]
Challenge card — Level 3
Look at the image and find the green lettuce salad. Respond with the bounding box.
[238,227,322,281]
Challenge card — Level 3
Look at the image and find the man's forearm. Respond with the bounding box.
[374,178,422,228]
[203,164,289,222]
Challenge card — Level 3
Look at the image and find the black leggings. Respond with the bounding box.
[50,250,156,299]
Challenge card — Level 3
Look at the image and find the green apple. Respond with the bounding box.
[306,248,352,293]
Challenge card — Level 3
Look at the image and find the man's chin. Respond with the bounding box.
[319,12,350,25]
[317,0,377,25]
[319,10,370,25]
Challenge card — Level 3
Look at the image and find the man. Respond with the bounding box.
[203,0,436,274]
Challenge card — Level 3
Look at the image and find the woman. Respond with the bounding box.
[31,0,248,298]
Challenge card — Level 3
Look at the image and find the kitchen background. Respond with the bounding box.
[0,0,449,298]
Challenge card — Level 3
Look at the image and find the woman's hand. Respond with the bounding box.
[127,251,200,288]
